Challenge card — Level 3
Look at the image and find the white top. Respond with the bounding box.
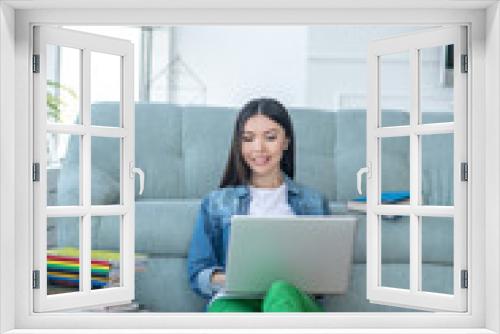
[248,183,295,216]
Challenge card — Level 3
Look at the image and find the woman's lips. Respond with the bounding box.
[252,156,270,166]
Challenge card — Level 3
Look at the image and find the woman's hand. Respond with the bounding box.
[211,271,226,286]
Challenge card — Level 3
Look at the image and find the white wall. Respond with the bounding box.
[485,3,500,333]
[174,25,452,112]
[306,26,448,111]
[175,26,308,107]
[0,2,16,333]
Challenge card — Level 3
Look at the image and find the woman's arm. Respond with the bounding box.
[187,197,224,299]
[211,271,226,285]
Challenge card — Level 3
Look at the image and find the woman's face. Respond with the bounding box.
[241,114,289,180]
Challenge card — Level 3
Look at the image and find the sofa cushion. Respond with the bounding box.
[322,263,451,312]
[135,257,206,312]
[133,261,451,312]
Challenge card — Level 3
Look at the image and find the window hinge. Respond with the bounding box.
[461,162,468,181]
[461,269,468,289]
[32,54,40,73]
[32,163,40,182]
[33,270,40,289]
[461,54,468,73]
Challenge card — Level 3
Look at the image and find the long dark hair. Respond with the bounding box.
[220,97,295,188]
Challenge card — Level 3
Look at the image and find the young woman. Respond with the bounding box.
[187,97,331,312]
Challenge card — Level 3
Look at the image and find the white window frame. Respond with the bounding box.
[32,26,135,312]
[1,2,499,334]
[366,26,468,312]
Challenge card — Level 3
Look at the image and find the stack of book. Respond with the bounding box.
[47,247,148,291]
[47,254,111,289]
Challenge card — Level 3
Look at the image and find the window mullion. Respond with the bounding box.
[452,26,468,305]
[35,33,50,301]
[46,206,87,217]
[410,47,420,295]
[81,48,91,293]
[415,122,454,135]
[122,45,135,292]
[366,51,379,297]
[375,123,455,138]
[410,213,420,293]
[373,205,454,216]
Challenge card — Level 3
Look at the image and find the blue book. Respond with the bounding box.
[352,191,410,203]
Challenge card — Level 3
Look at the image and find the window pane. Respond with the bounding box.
[381,215,410,290]
[64,26,141,101]
[420,45,454,124]
[91,52,121,127]
[47,217,80,295]
[421,134,454,206]
[91,137,121,205]
[91,216,121,290]
[47,133,80,206]
[380,52,410,127]
[380,136,410,205]
[421,216,454,294]
[46,45,81,124]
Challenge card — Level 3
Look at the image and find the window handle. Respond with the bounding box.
[356,163,371,195]
[130,162,145,196]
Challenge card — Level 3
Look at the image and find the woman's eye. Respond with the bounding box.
[242,136,253,142]
[266,135,277,141]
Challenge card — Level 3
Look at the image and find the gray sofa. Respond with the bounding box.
[53,103,454,312]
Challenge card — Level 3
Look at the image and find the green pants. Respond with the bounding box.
[207,280,323,312]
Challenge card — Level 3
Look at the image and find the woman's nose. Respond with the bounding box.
[252,138,265,151]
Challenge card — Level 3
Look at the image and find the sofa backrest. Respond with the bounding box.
[56,103,453,204]
[57,103,341,203]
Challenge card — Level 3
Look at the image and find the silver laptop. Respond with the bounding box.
[221,215,357,298]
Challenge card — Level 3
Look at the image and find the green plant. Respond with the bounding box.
[47,80,77,122]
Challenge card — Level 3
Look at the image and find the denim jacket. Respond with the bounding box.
[186,175,331,299]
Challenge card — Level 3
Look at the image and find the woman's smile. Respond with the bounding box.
[251,156,271,166]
